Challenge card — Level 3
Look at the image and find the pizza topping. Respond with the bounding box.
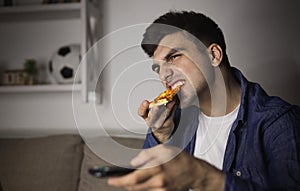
[149,82,184,108]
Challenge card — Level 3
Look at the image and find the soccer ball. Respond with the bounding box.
[49,45,81,84]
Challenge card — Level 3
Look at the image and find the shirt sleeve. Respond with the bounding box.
[142,129,160,149]
[224,106,300,191]
[263,106,300,190]
[142,108,182,149]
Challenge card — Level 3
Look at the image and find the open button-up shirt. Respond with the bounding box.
[143,67,300,190]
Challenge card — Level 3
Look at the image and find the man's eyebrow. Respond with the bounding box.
[152,47,186,67]
[164,47,185,61]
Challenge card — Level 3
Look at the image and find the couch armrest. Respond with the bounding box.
[0,134,83,191]
[78,136,144,191]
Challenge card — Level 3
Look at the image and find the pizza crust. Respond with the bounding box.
[149,98,169,108]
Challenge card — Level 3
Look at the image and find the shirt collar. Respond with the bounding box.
[230,67,249,130]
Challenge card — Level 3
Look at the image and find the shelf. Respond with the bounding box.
[0,0,94,101]
[0,3,81,14]
[0,2,82,21]
[0,84,81,93]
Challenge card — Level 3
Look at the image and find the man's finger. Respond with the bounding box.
[130,148,154,167]
[147,100,176,130]
[107,167,161,188]
[123,173,166,191]
[138,100,150,119]
[164,101,177,123]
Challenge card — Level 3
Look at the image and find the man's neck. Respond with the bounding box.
[198,66,241,117]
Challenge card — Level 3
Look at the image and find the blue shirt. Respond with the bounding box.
[143,67,300,190]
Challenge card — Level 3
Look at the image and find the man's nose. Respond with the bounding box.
[159,64,173,85]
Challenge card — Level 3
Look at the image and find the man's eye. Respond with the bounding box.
[169,54,181,62]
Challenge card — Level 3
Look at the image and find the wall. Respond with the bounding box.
[0,0,299,138]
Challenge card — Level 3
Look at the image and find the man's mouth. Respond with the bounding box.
[170,80,185,90]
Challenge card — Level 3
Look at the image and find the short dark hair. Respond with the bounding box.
[141,11,228,63]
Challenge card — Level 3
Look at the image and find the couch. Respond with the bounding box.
[0,134,145,191]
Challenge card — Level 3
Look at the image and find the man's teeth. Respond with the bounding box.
[171,81,185,89]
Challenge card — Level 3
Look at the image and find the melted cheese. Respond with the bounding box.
[149,85,181,108]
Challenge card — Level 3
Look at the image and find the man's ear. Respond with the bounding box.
[208,43,223,67]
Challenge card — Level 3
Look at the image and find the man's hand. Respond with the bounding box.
[138,100,177,143]
[108,145,225,191]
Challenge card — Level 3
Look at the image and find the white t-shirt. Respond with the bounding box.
[193,106,240,170]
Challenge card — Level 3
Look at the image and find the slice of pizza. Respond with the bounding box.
[149,82,183,108]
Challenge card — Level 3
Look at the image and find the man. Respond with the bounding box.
[108,11,300,191]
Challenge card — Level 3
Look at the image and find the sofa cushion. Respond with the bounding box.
[0,134,83,191]
[78,136,144,191]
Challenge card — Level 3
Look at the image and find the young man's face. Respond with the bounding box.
[151,31,214,108]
